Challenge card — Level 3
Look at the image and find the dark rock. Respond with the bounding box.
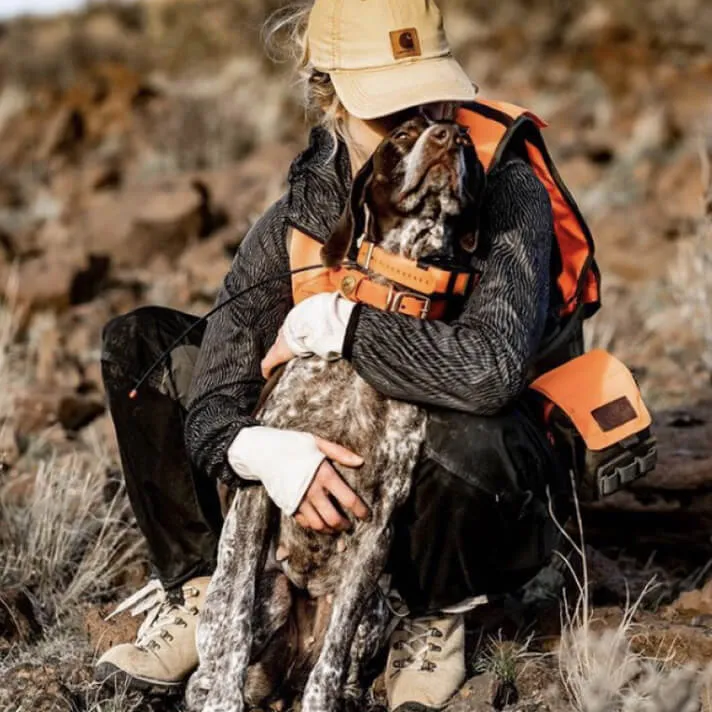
[116,184,203,266]
[86,162,123,192]
[581,401,712,566]
[13,251,82,311]
[69,254,111,305]
[38,107,86,161]
[492,679,518,710]
[0,588,42,646]
[14,389,63,438]
[445,672,497,712]
[0,425,20,469]
[0,228,17,261]
[57,394,105,431]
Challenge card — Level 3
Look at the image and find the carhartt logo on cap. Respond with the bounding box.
[389,28,422,60]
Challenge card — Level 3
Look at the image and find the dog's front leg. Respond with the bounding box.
[301,522,393,712]
[185,485,273,712]
[243,569,294,708]
[343,584,392,707]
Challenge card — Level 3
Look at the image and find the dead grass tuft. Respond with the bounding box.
[0,269,142,624]
[551,475,712,711]
[0,270,147,711]
[0,454,142,621]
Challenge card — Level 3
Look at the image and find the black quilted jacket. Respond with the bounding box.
[185,127,557,483]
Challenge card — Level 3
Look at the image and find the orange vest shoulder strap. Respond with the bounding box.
[476,98,548,127]
[456,100,547,172]
[457,100,601,319]
[288,228,333,304]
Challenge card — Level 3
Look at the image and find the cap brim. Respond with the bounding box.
[330,55,478,120]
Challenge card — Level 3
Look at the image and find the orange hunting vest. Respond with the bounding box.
[290,99,601,321]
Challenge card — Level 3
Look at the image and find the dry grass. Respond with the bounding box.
[0,625,151,712]
[0,278,146,710]
[0,270,142,622]
[0,454,142,620]
[551,476,711,711]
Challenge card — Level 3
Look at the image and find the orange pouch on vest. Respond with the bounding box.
[529,349,657,499]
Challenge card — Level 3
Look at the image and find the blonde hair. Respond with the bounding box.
[263,2,347,150]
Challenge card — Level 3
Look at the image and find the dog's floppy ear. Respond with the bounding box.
[321,158,374,267]
[457,150,488,257]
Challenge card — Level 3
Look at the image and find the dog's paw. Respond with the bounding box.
[185,669,211,712]
[341,693,365,712]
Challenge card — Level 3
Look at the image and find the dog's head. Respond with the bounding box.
[322,115,486,266]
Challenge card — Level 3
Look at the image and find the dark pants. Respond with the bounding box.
[101,306,569,615]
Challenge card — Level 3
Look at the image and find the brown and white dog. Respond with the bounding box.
[185,115,486,712]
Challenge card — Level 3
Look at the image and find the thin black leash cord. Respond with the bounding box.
[128,262,358,399]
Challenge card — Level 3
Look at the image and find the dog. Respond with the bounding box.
[185,114,486,712]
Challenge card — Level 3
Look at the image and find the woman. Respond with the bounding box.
[95,0,584,709]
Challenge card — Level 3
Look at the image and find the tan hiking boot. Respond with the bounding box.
[94,576,210,693]
[386,613,466,712]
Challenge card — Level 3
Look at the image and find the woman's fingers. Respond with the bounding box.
[321,466,370,521]
[294,438,370,532]
[261,331,295,379]
[296,499,334,534]
[309,478,351,531]
[314,436,364,467]
[313,438,369,520]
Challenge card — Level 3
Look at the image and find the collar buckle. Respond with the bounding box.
[386,286,432,319]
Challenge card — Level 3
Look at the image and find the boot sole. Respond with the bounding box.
[94,662,185,695]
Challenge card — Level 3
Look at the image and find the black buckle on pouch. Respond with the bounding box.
[594,433,658,498]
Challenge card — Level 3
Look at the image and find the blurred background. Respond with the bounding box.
[0,0,710,410]
[0,1,712,709]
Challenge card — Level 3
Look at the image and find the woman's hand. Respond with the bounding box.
[294,436,370,533]
[261,329,294,379]
[227,425,369,527]
[261,293,356,378]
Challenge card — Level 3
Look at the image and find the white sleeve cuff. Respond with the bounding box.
[227,426,324,515]
[281,292,356,361]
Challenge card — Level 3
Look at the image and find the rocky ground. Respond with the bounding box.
[0,0,712,710]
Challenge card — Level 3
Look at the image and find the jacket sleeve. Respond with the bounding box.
[184,197,292,482]
[343,158,554,415]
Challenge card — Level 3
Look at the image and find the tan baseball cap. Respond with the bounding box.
[306,0,477,120]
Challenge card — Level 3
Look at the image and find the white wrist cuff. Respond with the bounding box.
[282,292,356,361]
[227,426,324,515]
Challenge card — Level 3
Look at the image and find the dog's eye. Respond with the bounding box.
[394,130,410,141]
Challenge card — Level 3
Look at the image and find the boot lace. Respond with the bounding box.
[105,579,200,652]
[390,616,443,676]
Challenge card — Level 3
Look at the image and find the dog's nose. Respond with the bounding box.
[428,123,457,148]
